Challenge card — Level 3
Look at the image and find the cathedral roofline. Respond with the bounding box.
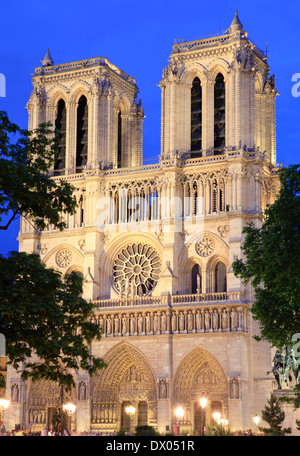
[171,11,267,63]
[33,55,137,86]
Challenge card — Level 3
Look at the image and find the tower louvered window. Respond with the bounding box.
[54,99,66,176]
[191,77,202,157]
[76,95,88,172]
[214,73,225,154]
[117,111,122,168]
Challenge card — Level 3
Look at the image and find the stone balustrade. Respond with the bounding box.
[93,291,243,309]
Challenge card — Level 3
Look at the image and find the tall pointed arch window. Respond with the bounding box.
[191,77,202,157]
[76,95,88,172]
[117,111,122,168]
[214,261,227,293]
[192,264,202,294]
[54,99,66,176]
[214,73,225,154]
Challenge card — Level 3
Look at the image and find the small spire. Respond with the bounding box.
[41,48,53,66]
[230,10,243,32]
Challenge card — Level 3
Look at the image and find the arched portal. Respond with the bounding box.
[173,346,228,434]
[26,379,76,432]
[91,342,157,432]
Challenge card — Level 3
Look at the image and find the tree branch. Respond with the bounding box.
[0,210,19,230]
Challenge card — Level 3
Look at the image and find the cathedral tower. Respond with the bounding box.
[159,11,277,165]
[27,54,144,172]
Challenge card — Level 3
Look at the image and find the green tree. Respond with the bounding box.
[232,164,300,349]
[0,111,105,389]
[135,425,159,436]
[204,424,233,436]
[259,395,292,436]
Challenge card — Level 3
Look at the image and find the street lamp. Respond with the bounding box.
[199,397,207,409]
[175,406,184,419]
[125,405,136,435]
[199,396,207,435]
[253,414,260,433]
[213,411,221,424]
[61,402,76,436]
[0,398,9,434]
[174,406,184,435]
[63,402,76,416]
[0,398,9,411]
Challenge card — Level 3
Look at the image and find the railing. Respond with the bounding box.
[92,291,244,309]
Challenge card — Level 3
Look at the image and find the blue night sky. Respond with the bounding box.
[1,0,300,254]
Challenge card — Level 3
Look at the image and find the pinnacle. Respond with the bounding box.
[230,10,243,32]
[41,48,53,66]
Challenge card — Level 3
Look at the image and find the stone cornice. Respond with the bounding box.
[34,56,137,86]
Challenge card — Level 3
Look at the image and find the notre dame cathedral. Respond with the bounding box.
[5,12,283,434]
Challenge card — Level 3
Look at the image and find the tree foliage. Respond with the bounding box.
[0,111,105,389]
[0,110,76,231]
[259,394,292,436]
[232,164,300,349]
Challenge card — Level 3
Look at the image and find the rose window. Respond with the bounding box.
[196,236,215,257]
[113,243,161,296]
[55,248,72,268]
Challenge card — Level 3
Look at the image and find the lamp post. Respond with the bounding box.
[199,396,207,435]
[253,414,260,434]
[62,402,76,435]
[125,405,136,435]
[213,411,221,424]
[0,398,9,433]
[174,406,184,435]
[63,402,76,416]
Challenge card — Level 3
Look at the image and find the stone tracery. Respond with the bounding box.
[113,243,161,296]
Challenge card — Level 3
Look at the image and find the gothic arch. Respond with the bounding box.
[255,73,264,94]
[65,264,84,276]
[43,243,84,271]
[206,254,229,293]
[179,256,204,294]
[26,378,77,430]
[173,346,228,404]
[47,84,69,107]
[91,341,157,404]
[179,62,207,86]
[118,93,131,115]
[69,81,91,105]
[207,59,230,82]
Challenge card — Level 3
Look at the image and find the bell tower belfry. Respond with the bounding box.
[26,54,144,174]
[159,11,278,165]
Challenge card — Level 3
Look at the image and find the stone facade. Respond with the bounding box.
[5,13,291,434]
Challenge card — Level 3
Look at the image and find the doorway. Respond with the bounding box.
[194,401,206,435]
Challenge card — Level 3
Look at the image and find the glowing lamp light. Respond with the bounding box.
[62,402,76,416]
[175,406,184,419]
[125,405,136,416]
[213,411,221,422]
[199,397,207,409]
[0,398,9,410]
[253,415,260,426]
